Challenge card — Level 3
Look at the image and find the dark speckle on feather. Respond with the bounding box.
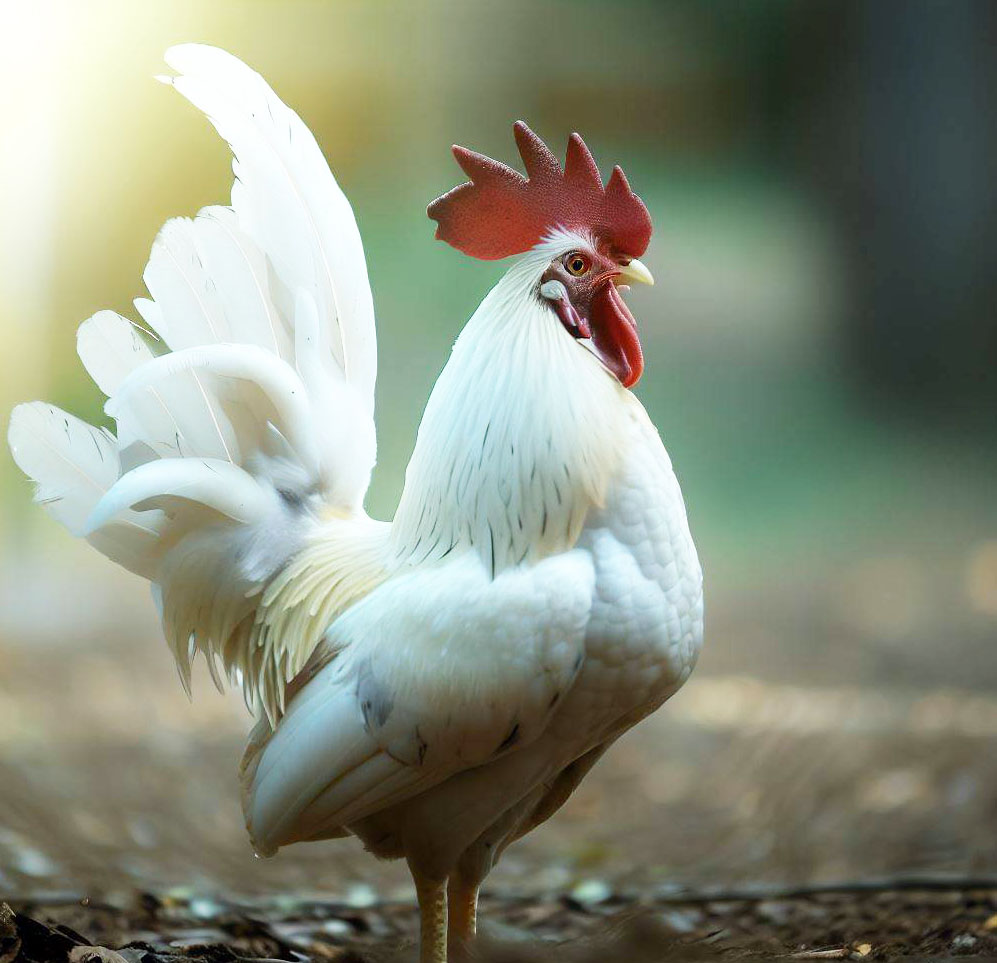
[478,421,492,470]
[419,530,443,563]
[496,722,520,754]
[415,727,428,766]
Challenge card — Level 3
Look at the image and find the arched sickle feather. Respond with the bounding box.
[428,122,652,261]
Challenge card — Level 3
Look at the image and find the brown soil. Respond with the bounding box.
[6,883,997,962]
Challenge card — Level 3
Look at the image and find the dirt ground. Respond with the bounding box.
[2,537,997,960]
[7,882,997,961]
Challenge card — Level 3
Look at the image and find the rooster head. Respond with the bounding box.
[428,122,654,388]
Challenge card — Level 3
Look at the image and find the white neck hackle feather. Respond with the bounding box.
[391,232,631,576]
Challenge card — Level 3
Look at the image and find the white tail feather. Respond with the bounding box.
[142,217,231,349]
[10,402,141,536]
[77,310,156,396]
[8,403,166,578]
[195,206,293,361]
[9,45,379,720]
[85,458,271,532]
[161,43,377,412]
[106,344,322,475]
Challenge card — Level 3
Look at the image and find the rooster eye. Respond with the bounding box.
[564,252,590,277]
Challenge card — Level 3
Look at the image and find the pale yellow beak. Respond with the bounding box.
[617,257,654,286]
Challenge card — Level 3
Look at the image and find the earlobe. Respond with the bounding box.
[539,279,568,302]
[542,280,591,340]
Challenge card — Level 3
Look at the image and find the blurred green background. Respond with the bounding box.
[1,0,996,900]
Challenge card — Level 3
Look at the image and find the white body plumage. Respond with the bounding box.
[244,244,704,875]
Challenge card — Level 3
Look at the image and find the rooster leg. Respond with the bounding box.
[447,867,479,955]
[411,865,449,963]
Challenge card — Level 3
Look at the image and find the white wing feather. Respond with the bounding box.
[243,550,595,854]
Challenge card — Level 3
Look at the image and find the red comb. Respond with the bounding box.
[427,121,652,261]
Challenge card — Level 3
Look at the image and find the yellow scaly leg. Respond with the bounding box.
[447,869,479,957]
[411,865,448,963]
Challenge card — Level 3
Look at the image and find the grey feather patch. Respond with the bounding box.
[234,450,323,583]
[277,487,306,511]
[356,660,394,732]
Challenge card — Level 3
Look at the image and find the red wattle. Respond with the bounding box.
[589,283,644,388]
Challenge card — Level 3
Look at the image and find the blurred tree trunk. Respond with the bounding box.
[798,1,997,420]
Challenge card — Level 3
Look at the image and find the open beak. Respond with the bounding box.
[617,257,654,287]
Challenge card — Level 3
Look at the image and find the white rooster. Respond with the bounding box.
[8,46,703,963]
